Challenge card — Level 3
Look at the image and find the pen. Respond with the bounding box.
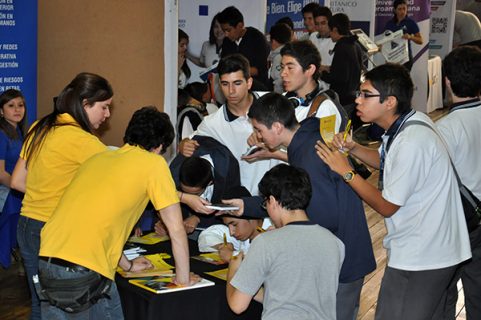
[256,226,265,233]
[343,119,352,142]
[223,233,227,246]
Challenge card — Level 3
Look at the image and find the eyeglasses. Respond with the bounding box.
[355,90,381,99]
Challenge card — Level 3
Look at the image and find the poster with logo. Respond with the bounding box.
[0,0,37,122]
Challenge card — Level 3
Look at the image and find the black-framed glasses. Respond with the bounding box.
[355,90,381,99]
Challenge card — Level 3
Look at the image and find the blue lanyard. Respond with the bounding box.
[378,109,415,191]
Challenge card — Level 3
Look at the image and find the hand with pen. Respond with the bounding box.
[215,233,235,263]
[315,121,355,176]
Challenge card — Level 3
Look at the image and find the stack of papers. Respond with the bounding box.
[117,253,174,278]
[123,246,146,260]
[128,232,170,245]
[129,276,215,294]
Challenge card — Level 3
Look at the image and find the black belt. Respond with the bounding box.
[41,257,90,272]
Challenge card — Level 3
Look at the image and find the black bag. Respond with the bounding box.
[39,269,112,313]
[459,184,481,233]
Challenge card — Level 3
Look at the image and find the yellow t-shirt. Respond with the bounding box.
[20,113,106,222]
[39,144,179,280]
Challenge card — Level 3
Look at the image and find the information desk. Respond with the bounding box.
[116,239,262,320]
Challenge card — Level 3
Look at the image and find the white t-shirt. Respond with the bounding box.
[200,41,220,67]
[381,112,471,271]
[309,32,335,66]
[197,219,272,253]
[436,100,481,198]
[193,99,281,195]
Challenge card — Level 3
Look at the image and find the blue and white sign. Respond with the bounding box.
[0,0,37,123]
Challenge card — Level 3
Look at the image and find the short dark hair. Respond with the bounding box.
[218,6,244,27]
[185,82,208,103]
[393,0,407,9]
[177,88,191,108]
[364,63,413,114]
[280,40,321,80]
[217,54,250,80]
[302,2,321,16]
[248,92,298,130]
[313,6,332,19]
[269,23,292,45]
[179,157,213,189]
[258,164,312,210]
[275,16,294,30]
[123,106,175,152]
[443,46,481,98]
[328,13,351,36]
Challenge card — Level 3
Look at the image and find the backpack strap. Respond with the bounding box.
[307,94,328,118]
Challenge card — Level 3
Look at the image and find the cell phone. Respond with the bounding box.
[243,145,262,157]
[205,204,240,211]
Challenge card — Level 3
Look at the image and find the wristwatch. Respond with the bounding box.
[342,171,356,183]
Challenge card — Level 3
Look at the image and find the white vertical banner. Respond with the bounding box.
[326,0,376,37]
[179,1,267,56]
[178,1,267,83]
[430,1,455,59]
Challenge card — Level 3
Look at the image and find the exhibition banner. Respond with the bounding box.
[0,0,37,122]
[375,0,431,113]
[266,0,325,39]
[430,0,455,58]
[326,0,376,36]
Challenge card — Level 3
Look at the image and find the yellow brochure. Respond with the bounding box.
[117,253,174,278]
[128,232,169,245]
[319,114,336,144]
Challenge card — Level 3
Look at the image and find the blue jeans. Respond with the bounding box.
[39,260,124,319]
[17,216,45,320]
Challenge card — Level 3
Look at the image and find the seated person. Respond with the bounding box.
[226,164,345,319]
[197,186,272,262]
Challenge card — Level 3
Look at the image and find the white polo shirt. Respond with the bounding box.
[194,98,281,196]
[436,99,481,199]
[381,112,471,271]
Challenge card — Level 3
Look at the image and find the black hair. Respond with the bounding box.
[0,89,28,140]
[217,54,250,80]
[248,92,297,130]
[179,29,191,79]
[328,13,351,36]
[209,13,224,52]
[24,72,113,164]
[123,106,174,152]
[185,82,209,103]
[443,46,481,98]
[258,164,312,210]
[313,6,332,19]
[270,23,292,45]
[275,16,294,30]
[178,88,191,108]
[280,40,321,80]
[218,6,244,27]
[302,2,321,16]
[179,157,213,189]
[364,63,413,114]
[393,0,408,22]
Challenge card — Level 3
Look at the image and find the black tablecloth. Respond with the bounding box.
[116,239,262,320]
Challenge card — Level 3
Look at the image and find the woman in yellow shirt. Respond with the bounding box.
[10,72,112,320]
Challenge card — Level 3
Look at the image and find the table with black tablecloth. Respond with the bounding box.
[116,239,262,320]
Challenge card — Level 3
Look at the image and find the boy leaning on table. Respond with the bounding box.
[36,107,197,319]
[226,164,345,320]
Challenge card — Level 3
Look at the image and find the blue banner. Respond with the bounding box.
[0,0,37,123]
[266,0,325,36]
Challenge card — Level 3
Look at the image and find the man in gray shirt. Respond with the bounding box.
[226,164,345,320]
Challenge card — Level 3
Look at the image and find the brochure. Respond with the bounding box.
[117,253,174,278]
[128,232,170,245]
[129,276,215,294]
[191,252,227,265]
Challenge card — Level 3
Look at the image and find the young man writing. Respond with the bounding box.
[316,63,471,320]
[226,92,376,320]
[227,164,344,320]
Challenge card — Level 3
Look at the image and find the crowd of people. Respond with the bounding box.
[1,1,481,320]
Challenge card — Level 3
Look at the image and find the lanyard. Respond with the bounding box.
[378,109,415,190]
